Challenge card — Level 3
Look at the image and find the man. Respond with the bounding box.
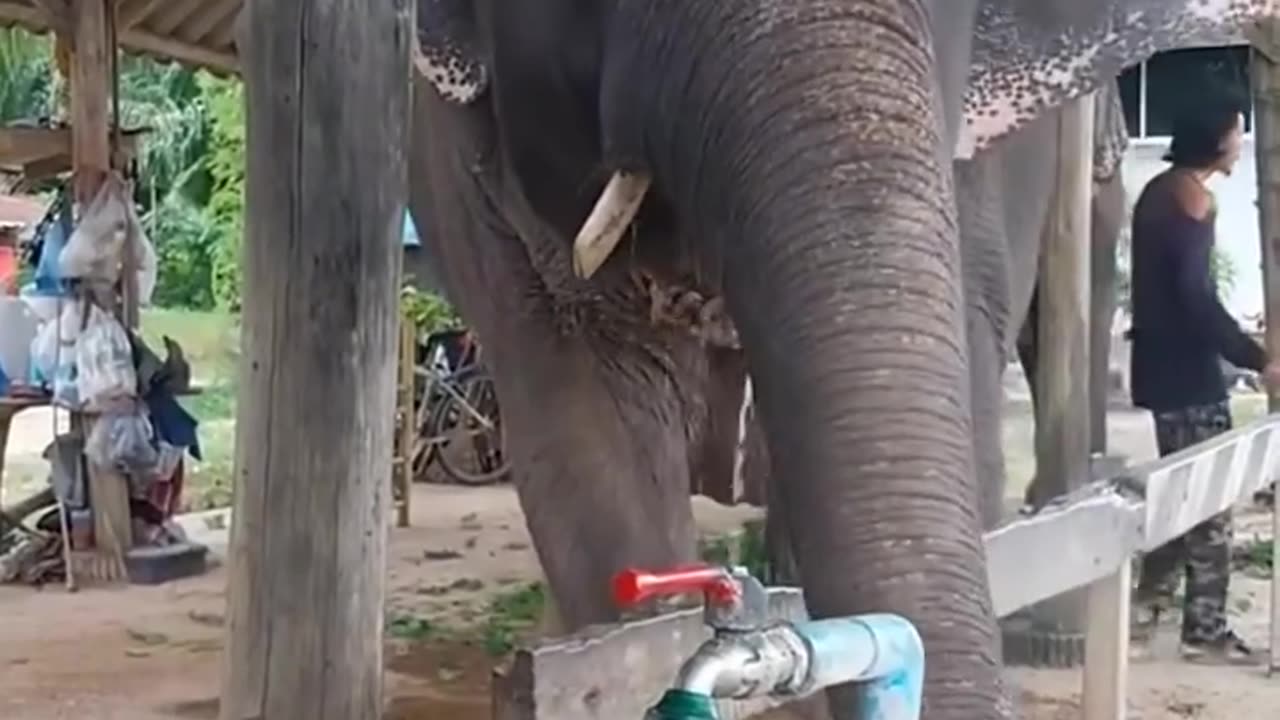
[1128,92,1280,663]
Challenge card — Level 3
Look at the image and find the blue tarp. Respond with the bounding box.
[402,211,421,248]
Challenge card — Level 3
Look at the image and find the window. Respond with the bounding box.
[1118,45,1253,139]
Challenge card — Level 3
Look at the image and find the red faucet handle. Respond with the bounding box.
[612,565,741,609]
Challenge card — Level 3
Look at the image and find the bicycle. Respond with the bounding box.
[410,329,511,486]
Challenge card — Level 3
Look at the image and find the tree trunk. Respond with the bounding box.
[220,2,410,718]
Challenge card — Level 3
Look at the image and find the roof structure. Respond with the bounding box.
[0,0,238,74]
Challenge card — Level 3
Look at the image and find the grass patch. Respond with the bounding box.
[387,613,436,641]
[479,582,545,656]
[137,308,240,509]
[139,308,240,385]
[1234,535,1274,576]
[384,582,547,657]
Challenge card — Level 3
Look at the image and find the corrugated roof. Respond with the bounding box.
[0,0,238,75]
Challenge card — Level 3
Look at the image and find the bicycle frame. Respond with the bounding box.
[413,364,496,432]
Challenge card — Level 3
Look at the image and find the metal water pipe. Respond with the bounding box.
[613,565,924,720]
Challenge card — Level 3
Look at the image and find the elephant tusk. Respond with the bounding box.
[572,172,651,279]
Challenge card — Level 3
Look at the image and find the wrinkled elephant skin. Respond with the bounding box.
[409,1,1275,718]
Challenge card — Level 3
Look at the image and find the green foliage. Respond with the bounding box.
[698,523,772,584]
[401,285,462,335]
[0,29,53,122]
[198,74,246,311]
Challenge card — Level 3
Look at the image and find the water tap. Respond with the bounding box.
[614,564,812,718]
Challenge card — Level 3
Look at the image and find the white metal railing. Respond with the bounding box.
[492,415,1280,720]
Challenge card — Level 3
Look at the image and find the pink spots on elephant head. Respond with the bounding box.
[414,43,488,104]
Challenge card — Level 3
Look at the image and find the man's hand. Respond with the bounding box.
[1262,360,1280,392]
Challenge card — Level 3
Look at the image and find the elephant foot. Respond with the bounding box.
[999,613,1087,668]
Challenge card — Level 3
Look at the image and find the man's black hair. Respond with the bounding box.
[1163,88,1247,168]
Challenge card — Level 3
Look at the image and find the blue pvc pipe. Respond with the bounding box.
[793,614,924,720]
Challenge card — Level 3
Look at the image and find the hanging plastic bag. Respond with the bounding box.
[60,173,132,284]
[29,301,84,406]
[58,173,157,307]
[124,196,157,308]
[75,305,136,409]
[85,404,158,478]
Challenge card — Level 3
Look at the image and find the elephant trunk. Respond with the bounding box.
[609,2,1008,717]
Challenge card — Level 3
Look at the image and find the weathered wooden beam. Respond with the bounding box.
[0,0,237,74]
[174,0,238,45]
[0,127,70,167]
[1251,20,1280,678]
[1126,421,1280,551]
[68,0,134,584]
[394,311,416,528]
[1033,93,1095,504]
[120,26,237,73]
[208,8,238,50]
[70,0,111,203]
[115,0,162,29]
[148,0,200,35]
[29,0,69,33]
[1023,93,1096,642]
[984,487,1141,618]
[217,0,410,717]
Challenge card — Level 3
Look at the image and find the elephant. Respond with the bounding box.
[407,1,1275,716]
[731,73,1131,587]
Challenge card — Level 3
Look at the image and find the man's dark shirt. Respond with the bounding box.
[1128,170,1266,412]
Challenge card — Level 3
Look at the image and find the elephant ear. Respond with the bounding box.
[960,0,1272,156]
[415,0,489,104]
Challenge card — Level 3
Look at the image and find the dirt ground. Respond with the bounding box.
[1,378,1278,719]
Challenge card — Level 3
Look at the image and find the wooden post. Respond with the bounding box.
[1026,93,1096,643]
[218,0,411,717]
[1081,562,1131,720]
[1249,26,1280,676]
[68,0,133,581]
[70,0,110,205]
[395,311,416,528]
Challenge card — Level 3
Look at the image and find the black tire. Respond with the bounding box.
[429,374,510,486]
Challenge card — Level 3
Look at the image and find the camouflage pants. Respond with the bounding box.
[1136,400,1234,644]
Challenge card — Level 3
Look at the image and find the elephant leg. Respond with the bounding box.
[690,347,748,504]
[409,88,700,630]
[955,156,1013,529]
[498,330,705,629]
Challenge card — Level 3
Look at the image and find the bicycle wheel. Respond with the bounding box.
[411,375,448,483]
[429,374,511,486]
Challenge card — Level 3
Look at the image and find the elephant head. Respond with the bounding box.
[409,1,1277,717]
